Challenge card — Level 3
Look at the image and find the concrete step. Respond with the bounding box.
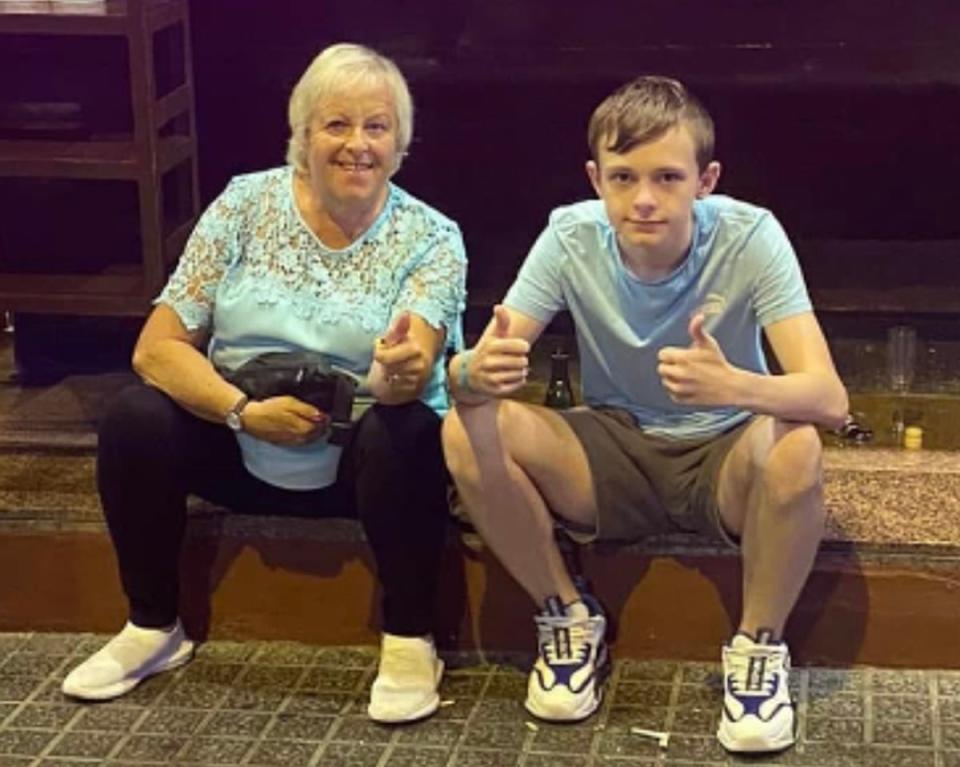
[0,440,958,669]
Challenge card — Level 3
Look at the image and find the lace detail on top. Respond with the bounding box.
[159,167,467,344]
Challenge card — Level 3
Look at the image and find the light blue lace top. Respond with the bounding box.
[158,166,468,489]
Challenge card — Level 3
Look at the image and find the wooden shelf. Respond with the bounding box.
[811,287,960,315]
[0,135,192,179]
[0,270,151,314]
[0,0,199,316]
[0,0,182,36]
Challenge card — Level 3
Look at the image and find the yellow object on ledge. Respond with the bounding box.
[903,426,923,450]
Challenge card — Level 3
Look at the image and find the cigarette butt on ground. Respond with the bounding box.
[439,699,455,708]
[525,721,539,732]
[630,726,670,749]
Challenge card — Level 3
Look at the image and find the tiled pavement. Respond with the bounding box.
[0,634,959,766]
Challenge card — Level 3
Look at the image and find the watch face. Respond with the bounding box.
[226,411,243,432]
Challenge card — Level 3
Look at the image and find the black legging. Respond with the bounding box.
[97,382,450,636]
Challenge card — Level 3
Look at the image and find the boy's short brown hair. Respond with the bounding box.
[588,76,715,170]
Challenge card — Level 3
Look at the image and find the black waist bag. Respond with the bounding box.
[220,351,359,445]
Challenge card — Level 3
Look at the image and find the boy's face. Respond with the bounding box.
[586,123,720,268]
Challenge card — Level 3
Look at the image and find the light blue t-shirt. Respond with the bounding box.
[159,167,467,489]
[504,195,811,439]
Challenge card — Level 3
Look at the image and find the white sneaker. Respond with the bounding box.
[525,595,609,722]
[717,630,795,753]
[61,621,194,701]
[367,634,444,723]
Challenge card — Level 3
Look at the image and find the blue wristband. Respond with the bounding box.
[458,349,474,392]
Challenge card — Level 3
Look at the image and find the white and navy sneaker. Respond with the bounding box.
[525,592,610,722]
[717,629,795,753]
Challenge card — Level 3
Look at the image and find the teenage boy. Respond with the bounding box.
[441,76,847,753]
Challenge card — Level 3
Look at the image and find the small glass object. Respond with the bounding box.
[887,325,917,393]
[544,347,575,409]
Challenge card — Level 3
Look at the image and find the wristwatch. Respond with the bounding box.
[225,394,249,433]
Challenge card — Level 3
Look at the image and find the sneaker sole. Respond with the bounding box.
[524,646,611,724]
[717,719,795,753]
[367,658,445,724]
[62,638,195,701]
[524,685,603,723]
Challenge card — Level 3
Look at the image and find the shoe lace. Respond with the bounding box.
[725,644,788,698]
[535,614,601,666]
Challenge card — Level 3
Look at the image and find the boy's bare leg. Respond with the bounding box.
[716,417,825,637]
[442,398,598,606]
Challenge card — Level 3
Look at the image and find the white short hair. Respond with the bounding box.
[286,43,413,174]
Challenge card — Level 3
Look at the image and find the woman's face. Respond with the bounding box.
[305,83,400,211]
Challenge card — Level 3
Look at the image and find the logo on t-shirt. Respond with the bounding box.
[696,293,727,321]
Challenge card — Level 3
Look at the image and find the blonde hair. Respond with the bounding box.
[286,43,413,173]
[588,76,714,170]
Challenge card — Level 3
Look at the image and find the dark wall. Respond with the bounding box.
[189,1,960,305]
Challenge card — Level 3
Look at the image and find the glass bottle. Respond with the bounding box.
[544,347,575,409]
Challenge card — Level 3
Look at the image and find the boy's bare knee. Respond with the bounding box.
[762,422,824,516]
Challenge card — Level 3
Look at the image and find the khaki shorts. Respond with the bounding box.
[557,406,752,546]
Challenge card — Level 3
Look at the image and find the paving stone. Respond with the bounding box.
[0,729,57,756]
[300,667,368,693]
[805,716,865,743]
[182,661,245,685]
[0,676,44,702]
[938,672,960,697]
[48,730,123,759]
[0,653,66,677]
[193,641,259,665]
[0,633,959,767]
[483,673,527,700]
[266,712,335,741]
[19,635,85,656]
[314,647,378,669]
[864,747,936,767]
[620,659,680,683]
[283,690,353,717]
[246,738,322,766]
[461,721,529,751]
[450,749,521,767]
[806,693,865,719]
[316,741,385,766]
[611,682,673,707]
[200,710,272,738]
[0,702,16,724]
[525,755,595,767]
[252,641,321,666]
[873,719,934,747]
[115,734,188,761]
[941,722,960,750]
[0,636,29,656]
[440,671,488,699]
[872,694,931,723]
[384,746,451,766]
[71,705,143,732]
[394,719,464,748]
[871,669,931,696]
[158,680,230,709]
[808,669,866,696]
[178,736,256,764]
[329,715,395,744]
[527,721,596,753]
[7,704,77,730]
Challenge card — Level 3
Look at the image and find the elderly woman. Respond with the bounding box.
[61,43,467,724]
